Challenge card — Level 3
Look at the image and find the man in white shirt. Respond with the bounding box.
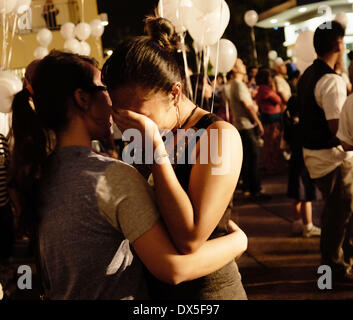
[297,21,353,284]
[274,60,292,106]
[228,59,270,201]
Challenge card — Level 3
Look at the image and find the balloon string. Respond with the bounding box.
[222,73,230,122]
[81,0,85,22]
[7,14,18,69]
[159,0,164,18]
[95,37,103,65]
[180,33,193,101]
[2,10,6,70]
[194,50,202,104]
[200,46,210,110]
[2,8,10,70]
[210,0,223,114]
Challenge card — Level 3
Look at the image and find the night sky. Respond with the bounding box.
[97,0,287,67]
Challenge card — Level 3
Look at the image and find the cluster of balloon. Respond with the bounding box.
[0,1,30,115]
[294,30,316,74]
[0,70,22,113]
[158,0,235,111]
[1,0,32,67]
[34,28,52,59]
[60,18,105,56]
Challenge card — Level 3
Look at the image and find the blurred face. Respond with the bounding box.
[249,68,258,78]
[85,68,112,140]
[234,59,247,75]
[109,85,177,130]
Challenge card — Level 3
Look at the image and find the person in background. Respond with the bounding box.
[348,50,353,87]
[211,74,234,124]
[273,59,292,109]
[228,59,268,201]
[283,96,321,238]
[0,133,13,264]
[255,68,286,175]
[247,66,258,99]
[297,21,353,284]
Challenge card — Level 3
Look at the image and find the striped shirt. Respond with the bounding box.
[0,134,9,207]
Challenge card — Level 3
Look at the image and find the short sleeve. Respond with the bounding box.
[315,74,347,120]
[96,161,160,243]
[337,95,353,146]
[237,82,253,104]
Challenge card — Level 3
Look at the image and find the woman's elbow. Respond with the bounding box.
[151,264,187,286]
[175,238,203,255]
[236,231,248,259]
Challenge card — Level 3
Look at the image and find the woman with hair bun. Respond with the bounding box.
[9,50,247,300]
[102,17,247,300]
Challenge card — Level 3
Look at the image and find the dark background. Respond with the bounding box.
[97,0,288,68]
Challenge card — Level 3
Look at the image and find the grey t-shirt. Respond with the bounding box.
[37,146,159,300]
[228,79,254,131]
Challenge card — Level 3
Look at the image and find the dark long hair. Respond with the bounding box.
[102,16,186,95]
[9,50,98,236]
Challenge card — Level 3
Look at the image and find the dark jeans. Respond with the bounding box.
[314,158,353,275]
[0,202,14,260]
[239,128,261,194]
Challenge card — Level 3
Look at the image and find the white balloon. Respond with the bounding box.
[0,0,18,14]
[268,50,278,61]
[274,57,284,67]
[13,0,30,15]
[64,38,81,54]
[244,10,258,27]
[210,39,237,74]
[192,0,221,14]
[0,283,3,300]
[294,30,316,64]
[75,22,91,41]
[186,0,230,46]
[0,71,22,113]
[335,12,348,29]
[158,0,192,34]
[89,19,104,38]
[34,46,48,59]
[80,41,91,56]
[36,28,52,47]
[60,22,75,40]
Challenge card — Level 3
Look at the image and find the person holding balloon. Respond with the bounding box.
[102,16,248,300]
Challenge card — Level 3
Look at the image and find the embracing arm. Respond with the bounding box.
[152,121,243,254]
[133,219,247,285]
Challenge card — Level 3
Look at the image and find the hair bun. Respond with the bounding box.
[144,16,179,52]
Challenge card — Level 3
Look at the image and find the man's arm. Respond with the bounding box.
[328,119,339,136]
[241,99,264,136]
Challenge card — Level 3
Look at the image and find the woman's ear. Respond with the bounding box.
[171,82,182,106]
[73,88,90,112]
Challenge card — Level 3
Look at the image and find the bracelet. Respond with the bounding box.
[154,152,170,164]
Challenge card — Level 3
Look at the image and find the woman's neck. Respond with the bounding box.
[57,117,92,149]
[178,97,208,130]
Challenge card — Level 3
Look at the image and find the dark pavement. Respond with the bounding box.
[233,173,353,300]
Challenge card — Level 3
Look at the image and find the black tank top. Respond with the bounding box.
[146,113,247,300]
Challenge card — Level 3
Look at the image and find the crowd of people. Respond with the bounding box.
[1,16,353,300]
